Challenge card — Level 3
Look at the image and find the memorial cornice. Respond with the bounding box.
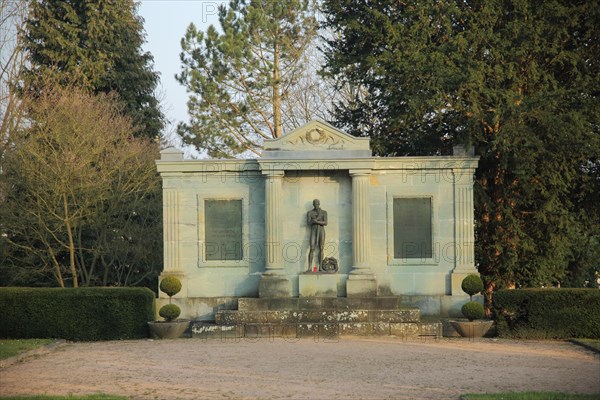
[156,159,260,174]
[157,156,479,174]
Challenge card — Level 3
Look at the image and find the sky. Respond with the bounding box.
[138,0,228,155]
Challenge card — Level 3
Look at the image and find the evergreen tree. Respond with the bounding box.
[20,0,164,138]
[177,0,318,157]
[322,0,600,292]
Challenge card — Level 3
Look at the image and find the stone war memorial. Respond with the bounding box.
[156,120,479,338]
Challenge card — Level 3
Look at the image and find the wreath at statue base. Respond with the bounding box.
[320,257,338,273]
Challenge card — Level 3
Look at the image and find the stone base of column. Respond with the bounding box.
[259,275,293,298]
[346,275,377,298]
[451,270,479,296]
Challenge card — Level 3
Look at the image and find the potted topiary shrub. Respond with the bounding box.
[450,274,494,338]
[148,276,189,339]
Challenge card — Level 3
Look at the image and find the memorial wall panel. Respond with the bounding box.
[205,199,243,261]
[393,197,432,259]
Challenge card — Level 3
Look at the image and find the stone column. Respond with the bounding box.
[264,171,285,274]
[451,167,479,295]
[259,170,292,297]
[346,170,377,297]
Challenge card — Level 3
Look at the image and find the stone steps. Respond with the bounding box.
[237,297,413,311]
[191,321,442,340]
[194,297,442,340]
[215,309,420,324]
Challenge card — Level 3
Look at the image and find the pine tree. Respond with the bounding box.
[322,0,600,291]
[176,0,318,157]
[20,0,164,138]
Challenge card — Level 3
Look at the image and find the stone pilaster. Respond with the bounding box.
[347,170,377,297]
[451,167,479,295]
[160,188,186,298]
[163,188,180,272]
[259,170,292,297]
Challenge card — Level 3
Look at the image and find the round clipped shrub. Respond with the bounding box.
[462,301,485,321]
[159,304,181,321]
[461,274,484,298]
[159,276,182,298]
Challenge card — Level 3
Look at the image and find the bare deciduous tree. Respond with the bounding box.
[0,0,27,169]
[1,84,161,287]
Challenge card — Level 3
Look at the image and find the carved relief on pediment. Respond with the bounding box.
[305,128,328,144]
[262,120,370,156]
[283,128,348,148]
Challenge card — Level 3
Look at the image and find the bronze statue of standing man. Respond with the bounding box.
[307,199,327,272]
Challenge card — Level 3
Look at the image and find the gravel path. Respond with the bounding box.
[1,337,599,400]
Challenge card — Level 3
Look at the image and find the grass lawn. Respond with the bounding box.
[0,339,55,360]
[461,393,600,400]
[0,396,128,400]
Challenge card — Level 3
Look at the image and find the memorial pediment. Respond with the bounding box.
[261,120,371,159]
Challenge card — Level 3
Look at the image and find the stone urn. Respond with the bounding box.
[149,276,188,339]
[451,274,494,338]
[148,320,189,339]
[450,320,494,338]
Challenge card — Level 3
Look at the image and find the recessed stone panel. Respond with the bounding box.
[205,199,243,261]
[393,197,432,259]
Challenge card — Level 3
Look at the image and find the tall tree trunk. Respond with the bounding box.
[102,255,110,286]
[48,246,65,288]
[273,38,282,138]
[77,228,91,285]
[485,280,495,317]
[63,193,78,287]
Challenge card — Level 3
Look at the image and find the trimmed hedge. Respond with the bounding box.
[493,288,600,339]
[159,276,182,297]
[461,274,484,298]
[0,287,155,341]
[462,301,485,321]
[158,303,181,321]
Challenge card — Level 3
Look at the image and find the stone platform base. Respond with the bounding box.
[299,273,338,297]
[160,295,483,322]
[191,321,441,340]
[190,296,442,340]
[258,275,293,297]
[346,277,377,297]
